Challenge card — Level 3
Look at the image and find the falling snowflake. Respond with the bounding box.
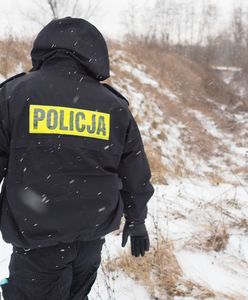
[98,207,106,212]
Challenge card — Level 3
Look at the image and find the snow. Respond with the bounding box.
[189,109,248,181]
[121,63,159,88]
[111,52,247,185]
[190,110,222,139]
[1,175,248,299]
[91,269,151,300]
[211,66,241,72]
[147,180,248,298]
[0,74,5,84]
[158,86,178,101]
[0,48,248,298]
[176,251,248,296]
[119,59,178,102]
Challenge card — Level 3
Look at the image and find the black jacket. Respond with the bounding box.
[0,17,154,249]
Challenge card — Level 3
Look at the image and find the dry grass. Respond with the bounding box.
[123,40,243,114]
[107,236,182,298]
[144,143,168,185]
[232,218,248,233]
[108,41,245,183]
[205,224,229,252]
[205,172,227,186]
[0,37,246,299]
[109,43,221,172]
[0,36,32,77]
[0,38,244,182]
[106,234,235,299]
[184,222,230,253]
[144,141,194,183]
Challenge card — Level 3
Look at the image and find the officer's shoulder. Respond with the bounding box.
[102,83,129,106]
[0,72,26,89]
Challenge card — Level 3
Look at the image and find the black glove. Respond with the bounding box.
[121,220,150,257]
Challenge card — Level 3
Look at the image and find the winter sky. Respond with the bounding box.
[0,0,247,39]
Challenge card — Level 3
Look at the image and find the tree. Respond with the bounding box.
[24,0,101,26]
[230,5,248,68]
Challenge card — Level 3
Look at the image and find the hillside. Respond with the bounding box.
[108,43,247,185]
[0,41,248,299]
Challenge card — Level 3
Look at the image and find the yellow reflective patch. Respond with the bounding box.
[29,104,110,140]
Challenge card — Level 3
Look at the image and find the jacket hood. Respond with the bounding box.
[31,17,110,81]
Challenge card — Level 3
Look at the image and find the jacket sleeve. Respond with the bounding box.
[0,87,9,184]
[117,110,154,223]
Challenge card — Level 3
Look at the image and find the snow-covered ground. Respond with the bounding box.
[0,52,248,299]
[93,179,248,299]
[1,179,248,299]
[111,52,248,185]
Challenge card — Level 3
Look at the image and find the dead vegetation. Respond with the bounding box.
[184,221,230,253]
[205,172,227,186]
[0,36,32,77]
[0,37,246,299]
[105,233,234,299]
[107,236,180,298]
[0,39,244,185]
[122,41,240,111]
[144,143,168,185]
[205,224,230,252]
[108,238,179,297]
[232,218,248,233]
[108,41,246,184]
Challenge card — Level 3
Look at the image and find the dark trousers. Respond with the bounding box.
[1,238,105,300]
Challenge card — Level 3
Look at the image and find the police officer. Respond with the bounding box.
[0,17,154,299]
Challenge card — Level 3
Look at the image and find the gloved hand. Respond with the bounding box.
[121,220,150,257]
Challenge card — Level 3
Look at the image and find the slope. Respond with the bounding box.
[0,41,247,299]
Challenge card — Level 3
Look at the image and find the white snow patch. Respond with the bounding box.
[121,63,159,88]
[177,251,248,297]
[212,66,241,72]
